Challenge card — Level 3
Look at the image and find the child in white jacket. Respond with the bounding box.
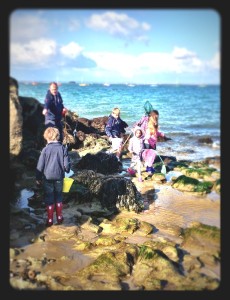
[128,127,156,181]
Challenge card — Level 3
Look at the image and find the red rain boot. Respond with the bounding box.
[56,202,64,224]
[46,204,55,227]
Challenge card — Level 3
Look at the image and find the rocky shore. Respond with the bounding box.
[9,77,221,292]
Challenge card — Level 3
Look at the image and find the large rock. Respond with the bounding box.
[10,77,23,159]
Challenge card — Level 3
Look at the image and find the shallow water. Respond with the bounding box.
[16,169,75,209]
[15,189,34,209]
[165,170,183,182]
[141,184,220,229]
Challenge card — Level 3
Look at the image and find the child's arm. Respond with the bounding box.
[105,116,113,138]
[157,130,165,138]
[63,146,71,173]
[135,116,146,127]
[128,138,139,156]
[35,150,45,181]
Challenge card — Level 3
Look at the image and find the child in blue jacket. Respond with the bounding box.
[105,107,128,161]
[36,127,71,226]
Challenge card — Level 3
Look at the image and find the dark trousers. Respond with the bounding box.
[43,179,63,205]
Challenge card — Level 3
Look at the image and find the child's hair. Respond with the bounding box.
[135,128,143,136]
[148,110,159,135]
[112,107,120,116]
[43,127,60,141]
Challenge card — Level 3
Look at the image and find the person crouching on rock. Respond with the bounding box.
[105,107,128,161]
[35,127,71,226]
[128,126,157,181]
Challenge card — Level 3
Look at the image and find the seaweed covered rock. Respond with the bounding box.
[75,151,121,174]
[180,222,220,256]
[73,170,144,212]
[172,175,213,194]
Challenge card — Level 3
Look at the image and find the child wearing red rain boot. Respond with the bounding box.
[36,127,71,226]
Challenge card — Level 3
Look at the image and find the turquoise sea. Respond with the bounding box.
[18,82,221,162]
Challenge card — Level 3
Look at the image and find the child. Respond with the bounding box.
[36,127,71,226]
[105,107,128,161]
[128,127,156,180]
[142,110,164,173]
[144,109,165,150]
[135,100,155,137]
[128,127,144,181]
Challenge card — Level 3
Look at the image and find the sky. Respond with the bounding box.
[9,8,221,85]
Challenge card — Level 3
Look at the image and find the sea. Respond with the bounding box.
[18,82,221,163]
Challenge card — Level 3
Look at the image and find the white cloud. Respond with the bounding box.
[11,34,220,82]
[60,42,84,59]
[86,11,150,43]
[172,47,196,59]
[84,47,211,79]
[11,39,57,66]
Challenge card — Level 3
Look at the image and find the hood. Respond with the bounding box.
[133,126,144,138]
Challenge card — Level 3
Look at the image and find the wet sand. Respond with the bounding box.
[115,179,220,243]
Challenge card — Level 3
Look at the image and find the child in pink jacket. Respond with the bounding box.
[128,127,156,181]
[136,109,165,150]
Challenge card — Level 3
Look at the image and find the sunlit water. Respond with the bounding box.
[19,82,220,162]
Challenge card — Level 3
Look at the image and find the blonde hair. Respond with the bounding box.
[147,110,159,136]
[112,107,120,116]
[43,127,60,142]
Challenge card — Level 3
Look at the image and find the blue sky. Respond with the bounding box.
[10,8,220,84]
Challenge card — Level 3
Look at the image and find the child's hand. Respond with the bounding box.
[36,180,42,186]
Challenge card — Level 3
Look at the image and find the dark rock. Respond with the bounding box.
[198,136,213,144]
[73,170,144,213]
[75,151,121,174]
